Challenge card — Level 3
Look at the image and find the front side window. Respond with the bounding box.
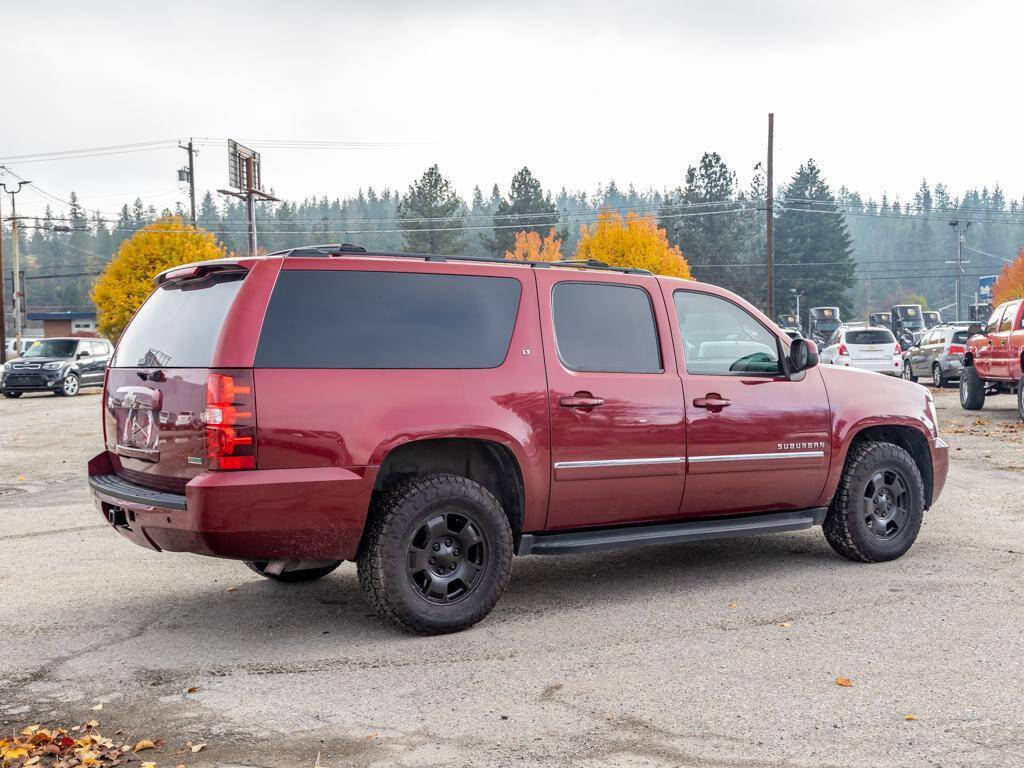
[551,282,661,373]
[674,291,782,376]
[998,302,1019,333]
[984,306,1005,335]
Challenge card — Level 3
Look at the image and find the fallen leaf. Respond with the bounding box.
[2,748,29,761]
[835,676,853,687]
[86,719,99,728]
[905,713,917,721]
[141,763,157,768]
[226,586,237,593]
[16,474,25,482]
[91,703,103,711]
[191,742,207,753]
[134,739,156,751]
[25,757,41,766]
[779,621,792,628]
[186,686,200,694]
[726,601,738,608]
[20,725,39,736]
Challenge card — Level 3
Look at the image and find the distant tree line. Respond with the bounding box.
[3,155,1023,326]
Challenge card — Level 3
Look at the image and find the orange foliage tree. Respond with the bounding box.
[574,211,691,278]
[992,246,1024,305]
[505,228,563,262]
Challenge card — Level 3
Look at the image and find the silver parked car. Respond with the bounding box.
[902,325,970,387]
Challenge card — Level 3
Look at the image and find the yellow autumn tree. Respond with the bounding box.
[91,216,227,340]
[575,211,692,278]
[504,228,563,262]
[992,246,1024,305]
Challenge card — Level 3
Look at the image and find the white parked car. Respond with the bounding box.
[819,326,903,376]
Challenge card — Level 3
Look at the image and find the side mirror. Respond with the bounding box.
[967,323,983,337]
[789,338,818,373]
[76,350,89,359]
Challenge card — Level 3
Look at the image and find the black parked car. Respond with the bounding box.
[1,337,113,398]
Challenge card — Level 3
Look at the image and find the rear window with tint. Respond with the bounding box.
[113,273,246,367]
[846,330,894,345]
[255,270,522,368]
[951,330,969,344]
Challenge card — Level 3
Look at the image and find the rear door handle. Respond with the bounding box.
[559,393,605,409]
[693,394,732,410]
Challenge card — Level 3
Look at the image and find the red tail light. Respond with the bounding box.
[203,371,256,471]
[948,344,966,355]
[838,343,849,356]
[893,343,902,355]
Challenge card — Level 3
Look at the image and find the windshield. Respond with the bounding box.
[847,330,894,345]
[23,339,77,358]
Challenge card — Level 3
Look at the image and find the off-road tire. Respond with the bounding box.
[357,473,513,635]
[902,361,917,383]
[932,363,948,389]
[959,365,985,410]
[2,391,22,399]
[244,560,342,582]
[823,441,925,563]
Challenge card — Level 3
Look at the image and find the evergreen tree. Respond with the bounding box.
[487,167,558,256]
[397,164,465,254]
[774,159,856,320]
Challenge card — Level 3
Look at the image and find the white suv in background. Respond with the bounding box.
[820,325,903,376]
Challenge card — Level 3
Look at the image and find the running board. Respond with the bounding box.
[516,508,828,556]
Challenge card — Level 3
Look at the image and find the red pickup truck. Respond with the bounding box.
[89,245,949,634]
[959,298,1024,419]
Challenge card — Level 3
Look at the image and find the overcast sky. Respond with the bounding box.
[2,0,1022,218]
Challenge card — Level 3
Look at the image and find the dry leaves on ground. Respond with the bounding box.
[0,720,161,767]
[835,676,853,687]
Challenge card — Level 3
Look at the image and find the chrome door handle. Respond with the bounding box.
[559,393,605,409]
[693,395,732,410]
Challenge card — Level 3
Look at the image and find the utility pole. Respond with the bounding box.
[766,113,775,319]
[245,155,257,256]
[218,140,277,258]
[0,179,30,353]
[947,220,971,322]
[0,187,5,362]
[179,138,197,227]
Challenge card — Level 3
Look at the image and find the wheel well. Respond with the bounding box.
[848,426,934,507]
[372,438,525,540]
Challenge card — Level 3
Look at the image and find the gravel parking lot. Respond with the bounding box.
[1,385,1022,767]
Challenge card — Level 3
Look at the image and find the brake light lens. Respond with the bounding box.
[203,370,256,470]
[838,343,849,356]
[948,344,966,355]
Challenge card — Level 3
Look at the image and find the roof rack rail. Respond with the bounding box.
[270,244,653,275]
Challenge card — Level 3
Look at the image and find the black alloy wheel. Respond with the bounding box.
[406,510,488,605]
[862,468,911,541]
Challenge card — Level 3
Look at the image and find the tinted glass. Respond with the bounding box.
[113,273,246,367]
[674,291,781,375]
[951,330,969,344]
[24,340,76,358]
[846,330,894,345]
[256,270,522,368]
[552,282,661,373]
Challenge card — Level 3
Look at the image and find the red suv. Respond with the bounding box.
[89,245,949,633]
[959,298,1024,419]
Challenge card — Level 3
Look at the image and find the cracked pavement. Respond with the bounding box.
[1,387,1022,767]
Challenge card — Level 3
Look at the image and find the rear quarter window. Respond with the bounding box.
[951,330,969,344]
[255,270,522,368]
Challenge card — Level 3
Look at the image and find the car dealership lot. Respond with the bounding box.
[1,388,1022,767]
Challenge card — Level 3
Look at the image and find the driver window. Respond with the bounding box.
[997,302,1018,333]
[826,329,841,347]
[674,291,782,376]
[985,306,1005,335]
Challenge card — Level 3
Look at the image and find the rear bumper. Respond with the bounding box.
[938,357,963,378]
[834,357,903,375]
[929,437,949,507]
[88,451,377,561]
